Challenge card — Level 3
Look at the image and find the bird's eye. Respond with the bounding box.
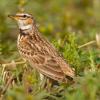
[23,15,27,18]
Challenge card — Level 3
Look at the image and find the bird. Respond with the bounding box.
[8,12,75,85]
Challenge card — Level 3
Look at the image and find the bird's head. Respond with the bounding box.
[8,13,34,30]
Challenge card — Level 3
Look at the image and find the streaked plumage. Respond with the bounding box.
[9,13,75,83]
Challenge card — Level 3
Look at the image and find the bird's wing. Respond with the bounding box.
[28,54,65,82]
[28,52,74,82]
[54,57,75,78]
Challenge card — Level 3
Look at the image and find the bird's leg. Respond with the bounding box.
[40,75,53,91]
[45,78,53,92]
[39,74,47,89]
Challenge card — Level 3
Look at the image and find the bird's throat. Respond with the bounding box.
[19,24,38,36]
[19,24,33,36]
[19,24,32,30]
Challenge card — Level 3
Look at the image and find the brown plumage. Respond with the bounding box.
[9,13,75,83]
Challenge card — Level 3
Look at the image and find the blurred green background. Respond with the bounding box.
[0,0,100,100]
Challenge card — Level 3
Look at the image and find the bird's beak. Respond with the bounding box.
[8,15,18,20]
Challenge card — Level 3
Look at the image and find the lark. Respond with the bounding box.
[8,13,75,84]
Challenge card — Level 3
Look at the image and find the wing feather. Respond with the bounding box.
[28,54,66,82]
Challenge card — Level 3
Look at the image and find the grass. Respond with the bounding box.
[0,0,100,100]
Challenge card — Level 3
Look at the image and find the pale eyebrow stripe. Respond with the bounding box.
[16,14,31,17]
